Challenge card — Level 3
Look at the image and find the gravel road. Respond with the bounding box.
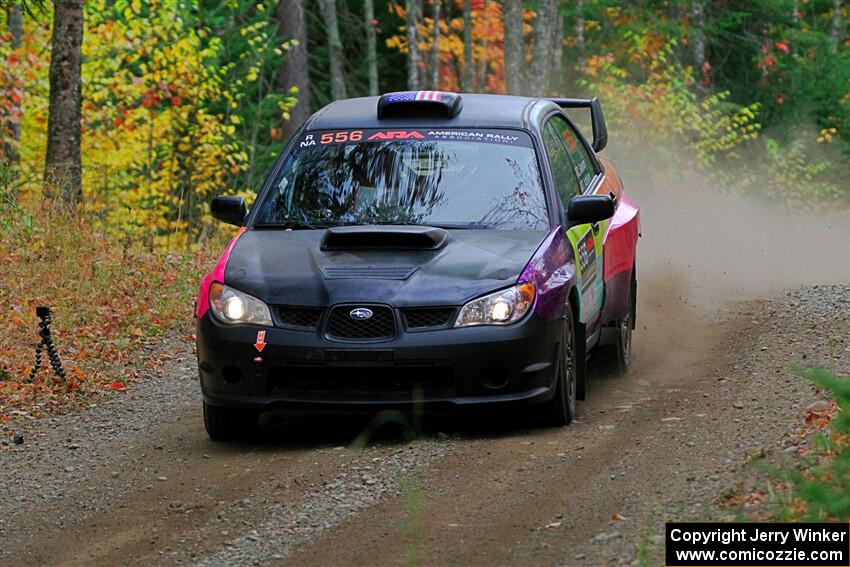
[1,282,847,566]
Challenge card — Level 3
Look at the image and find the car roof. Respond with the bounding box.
[304,93,545,132]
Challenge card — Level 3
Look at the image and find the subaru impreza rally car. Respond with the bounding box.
[195,91,640,440]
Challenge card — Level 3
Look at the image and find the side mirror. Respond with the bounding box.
[567,194,614,225]
[211,196,247,226]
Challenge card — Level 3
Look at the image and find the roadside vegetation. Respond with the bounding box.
[778,368,850,521]
[725,368,850,522]
[1,0,848,434]
[0,181,216,422]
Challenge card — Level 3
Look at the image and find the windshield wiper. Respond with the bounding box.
[253,221,330,230]
[368,222,488,230]
[427,222,490,230]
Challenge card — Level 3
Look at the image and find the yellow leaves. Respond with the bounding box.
[43,0,252,247]
[817,128,838,143]
[386,1,508,92]
[386,35,404,51]
[586,36,763,173]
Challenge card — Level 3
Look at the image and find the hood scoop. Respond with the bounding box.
[320,225,449,251]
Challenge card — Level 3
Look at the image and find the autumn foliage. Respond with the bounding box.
[0,199,220,423]
[387,1,541,94]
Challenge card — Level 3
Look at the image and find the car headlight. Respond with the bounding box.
[209,283,273,326]
[454,282,536,327]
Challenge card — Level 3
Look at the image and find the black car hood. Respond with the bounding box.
[224,228,549,307]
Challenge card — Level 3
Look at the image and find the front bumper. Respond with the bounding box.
[196,310,562,411]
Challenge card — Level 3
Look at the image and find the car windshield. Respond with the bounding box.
[253,128,548,230]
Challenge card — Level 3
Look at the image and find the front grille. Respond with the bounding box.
[277,306,323,329]
[271,362,454,394]
[325,305,395,340]
[402,308,456,330]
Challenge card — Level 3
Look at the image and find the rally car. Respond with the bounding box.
[195,91,640,441]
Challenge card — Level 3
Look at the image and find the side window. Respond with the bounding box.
[542,119,581,206]
[548,115,596,192]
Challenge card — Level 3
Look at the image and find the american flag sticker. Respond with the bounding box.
[385,91,444,103]
[415,90,443,101]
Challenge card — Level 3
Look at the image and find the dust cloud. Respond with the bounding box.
[608,143,849,374]
[614,148,850,309]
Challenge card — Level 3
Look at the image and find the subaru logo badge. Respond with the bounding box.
[349,308,373,320]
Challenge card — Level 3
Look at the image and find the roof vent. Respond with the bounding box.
[377,91,462,120]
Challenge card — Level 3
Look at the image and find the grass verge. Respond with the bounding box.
[0,196,222,433]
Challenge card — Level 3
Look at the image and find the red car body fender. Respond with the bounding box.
[602,190,640,282]
[195,227,247,318]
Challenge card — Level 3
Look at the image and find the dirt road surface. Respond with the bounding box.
[2,182,848,566]
[2,280,847,566]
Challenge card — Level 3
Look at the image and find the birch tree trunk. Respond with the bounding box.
[364,0,378,95]
[575,0,585,71]
[691,0,709,90]
[529,0,557,95]
[44,0,83,205]
[276,0,312,141]
[503,0,523,95]
[318,0,347,99]
[406,0,421,90]
[832,0,842,54]
[3,1,22,163]
[462,0,472,91]
[430,0,441,89]
[550,11,563,89]
[691,1,706,87]
[7,1,21,48]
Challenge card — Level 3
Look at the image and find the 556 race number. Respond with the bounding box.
[320,131,363,144]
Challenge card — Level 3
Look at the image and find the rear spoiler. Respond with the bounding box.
[550,97,608,153]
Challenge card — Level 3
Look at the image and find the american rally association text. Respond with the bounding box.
[669,527,848,547]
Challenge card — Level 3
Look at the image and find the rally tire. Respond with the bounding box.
[203,402,258,442]
[613,269,637,375]
[541,307,577,427]
[575,319,588,401]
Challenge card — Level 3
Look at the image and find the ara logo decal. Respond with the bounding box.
[367,130,425,141]
[349,308,374,320]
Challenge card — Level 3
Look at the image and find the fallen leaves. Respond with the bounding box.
[0,207,218,425]
[804,401,836,431]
